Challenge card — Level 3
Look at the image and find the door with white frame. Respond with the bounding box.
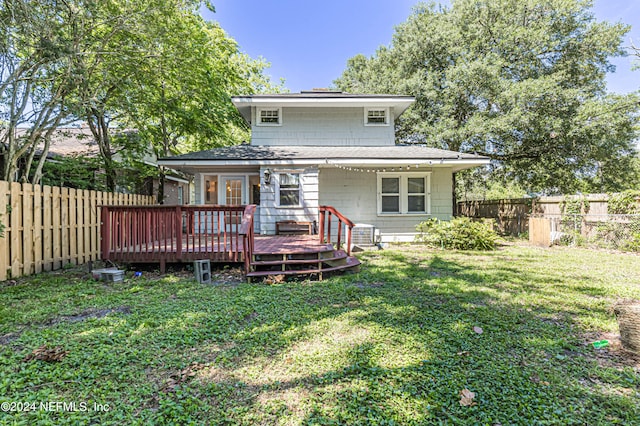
[219,176,246,231]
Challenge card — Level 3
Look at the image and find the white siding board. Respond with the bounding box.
[252,107,395,147]
[258,166,319,234]
[318,167,454,235]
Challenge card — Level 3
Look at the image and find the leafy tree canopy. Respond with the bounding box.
[0,0,281,192]
[335,0,640,194]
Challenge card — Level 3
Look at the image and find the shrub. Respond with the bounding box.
[415,217,497,250]
[608,190,640,215]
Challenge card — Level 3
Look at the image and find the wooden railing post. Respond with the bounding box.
[175,206,182,260]
[319,206,355,255]
[319,209,325,243]
[239,205,256,275]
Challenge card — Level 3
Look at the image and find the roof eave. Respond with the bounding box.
[231,96,415,123]
[158,157,489,168]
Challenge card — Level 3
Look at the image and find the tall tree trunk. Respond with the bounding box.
[157,166,166,204]
[31,126,60,185]
[87,109,116,191]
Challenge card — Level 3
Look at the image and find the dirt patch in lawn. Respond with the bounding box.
[43,306,132,326]
[0,332,20,345]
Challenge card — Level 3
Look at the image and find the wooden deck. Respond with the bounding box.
[104,235,333,262]
[101,204,359,278]
[254,235,334,255]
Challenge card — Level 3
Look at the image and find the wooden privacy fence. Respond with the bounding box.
[457,194,610,236]
[0,181,155,281]
[457,198,532,235]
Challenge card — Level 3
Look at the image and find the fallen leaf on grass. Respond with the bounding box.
[473,326,483,334]
[459,388,477,406]
[529,374,551,386]
[161,362,207,393]
[23,345,68,362]
[264,274,285,285]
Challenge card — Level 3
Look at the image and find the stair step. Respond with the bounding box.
[253,243,335,256]
[246,256,361,278]
[251,250,347,266]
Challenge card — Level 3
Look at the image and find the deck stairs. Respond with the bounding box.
[246,241,360,281]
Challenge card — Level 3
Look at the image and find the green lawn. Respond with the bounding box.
[1,245,639,425]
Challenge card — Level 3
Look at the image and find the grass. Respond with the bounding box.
[1,244,639,425]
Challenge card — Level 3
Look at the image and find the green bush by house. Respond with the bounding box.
[415,217,497,250]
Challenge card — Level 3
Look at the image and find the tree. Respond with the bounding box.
[119,19,256,201]
[0,0,83,182]
[71,0,279,198]
[1,0,279,194]
[335,0,640,194]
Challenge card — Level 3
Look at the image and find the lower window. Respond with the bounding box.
[377,173,430,214]
[278,173,300,206]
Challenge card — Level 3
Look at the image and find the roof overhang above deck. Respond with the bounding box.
[232,93,415,123]
[159,145,490,174]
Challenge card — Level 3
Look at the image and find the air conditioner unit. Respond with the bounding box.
[351,223,378,246]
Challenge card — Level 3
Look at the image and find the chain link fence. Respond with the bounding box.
[547,214,640,251]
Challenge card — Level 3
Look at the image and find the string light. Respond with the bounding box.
[326,160,434,173]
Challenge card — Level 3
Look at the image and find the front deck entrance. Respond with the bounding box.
[100,205,360,279]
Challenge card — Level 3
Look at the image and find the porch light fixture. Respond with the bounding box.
[263,168,272,185]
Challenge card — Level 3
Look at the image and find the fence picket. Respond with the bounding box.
[0,181,9,281]
[23,183,34,275]
[43,185,53,271]
[52,186,62,270]
[83,189,90,263]
[10,182,22,278]
[33,184,43,274]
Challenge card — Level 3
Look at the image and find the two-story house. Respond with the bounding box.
[159,91,489,243]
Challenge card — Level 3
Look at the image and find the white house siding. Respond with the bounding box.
[317,166,454,238]
[251,107,395,147]
[259,166,319,235]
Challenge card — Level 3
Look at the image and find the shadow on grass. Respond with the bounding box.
[1,246,639,424]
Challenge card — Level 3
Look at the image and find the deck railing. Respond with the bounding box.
[100,205,247,268]
[319,206,355,255]
[239,204,257,274]
[100,204,353,272]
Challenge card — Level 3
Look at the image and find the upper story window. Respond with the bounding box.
[257,107,282,126]
[377,172,430,215]
[365,107,389,126]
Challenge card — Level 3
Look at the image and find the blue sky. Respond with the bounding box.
[204,0,639,94]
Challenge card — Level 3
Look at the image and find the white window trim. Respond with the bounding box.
[256,107,282,126]
[377,172,431,216]
[364,107,390,126]
[275,171,303,208]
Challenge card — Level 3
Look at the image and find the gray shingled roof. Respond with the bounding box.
[233,92,414,100]
[160,144,485,162]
